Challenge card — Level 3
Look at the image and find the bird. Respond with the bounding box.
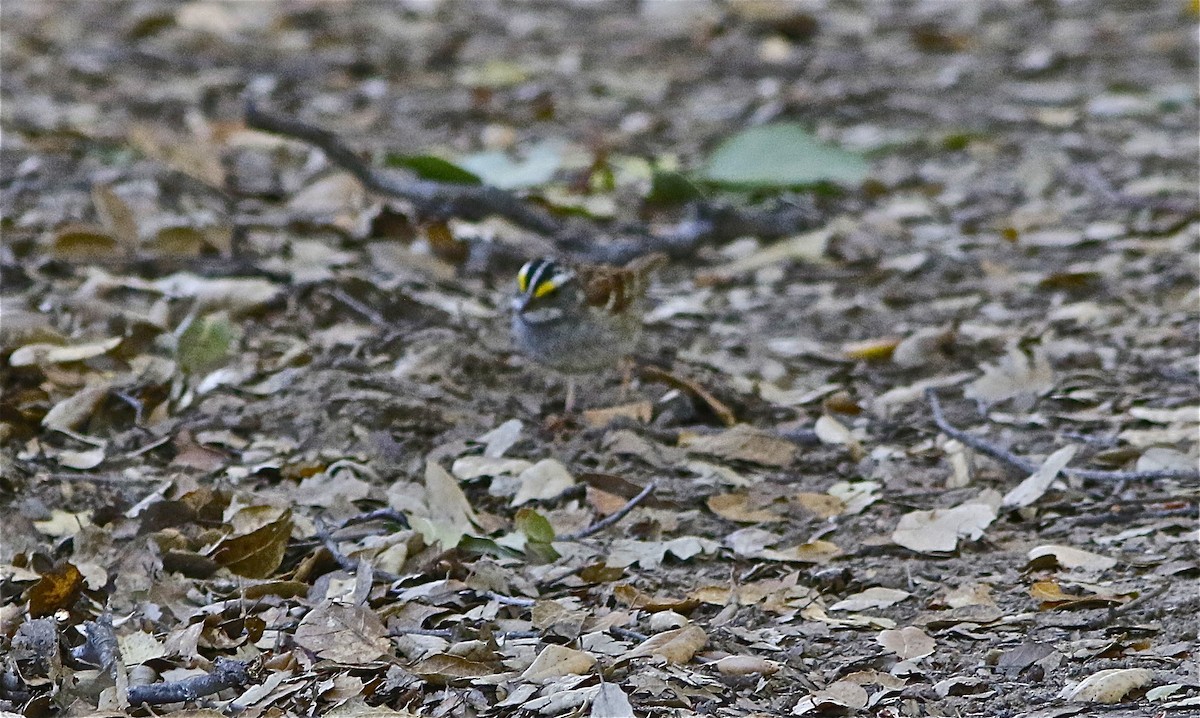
[510,252,668,412]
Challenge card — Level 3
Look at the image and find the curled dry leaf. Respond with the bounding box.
[9,336,122,367]
[519,645,597,683]
[877,626,936,660]
[294,603,391,664]
[892,502,997,553]
[1064,668,1155,703]
[1001,445,1077,509]
[715,655,779,677]
[619,624,707,664]
[706,493,781,523]
[685,424,797,467]
[1027,545,1117,572]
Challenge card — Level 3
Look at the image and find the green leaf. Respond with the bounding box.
[459,139,565,190]
[177,312,235,375]
[384,154,481,185]
[701,122,870,189]
[515,508,555,543]
[457,535,522,559]
[647,169,704,205]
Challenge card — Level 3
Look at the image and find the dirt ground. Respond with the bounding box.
[1,1,1197,716]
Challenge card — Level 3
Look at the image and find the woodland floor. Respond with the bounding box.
[1,1,1198,717]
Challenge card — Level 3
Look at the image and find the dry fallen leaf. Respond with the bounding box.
[210,510,292,579]
[964,345,1055,407]
[582,401,653,428]
[512,459,576,506]
[877,626,936,660]
[714,655,779,677]
[706,493,782,523]
[829,587,911,612]
[408,654,496,685]
[9,336,122,367]
[28,562,84,618]
[1064,668,1155,703]
[793,680,870,715]
[415,461,479,548]
[1002,445,1076,509]
[519,645,597,683]
[685,424,797,467]
[892,502,997,553]
[1027,545,1117,572]
[294,603,391,664]
[619,624,707,664]
[589,682,635,718]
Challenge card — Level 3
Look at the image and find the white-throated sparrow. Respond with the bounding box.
[511,252,668,410]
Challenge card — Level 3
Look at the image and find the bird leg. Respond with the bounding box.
[564,377,577,414]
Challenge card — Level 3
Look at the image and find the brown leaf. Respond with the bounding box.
[211,510,292,578]
[518,645,597,683]
[706,493,781,523]
[877,626,936,660]
[91,184,140,249]
[408,654,496,686]
[686,425,797,467]
[613,584,700,613]
[294,603,391,664]
[620,624,707,664]
[582,400,653,428]
[29,561,84,618]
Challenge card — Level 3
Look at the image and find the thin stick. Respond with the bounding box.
[926,389,1200,482]
[129,657,252,706]
[245,99,563,236]
[560,481,658,540]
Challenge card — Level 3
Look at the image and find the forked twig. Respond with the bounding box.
[926,389,1199,482]
[560,481,658,540]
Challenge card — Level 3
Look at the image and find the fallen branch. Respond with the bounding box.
[560,481,658,540]
[244,100,820,265]
[926,389,1199,482]
[1083,582,1170,630]
[245,99,563,235]
[128,657,252,706]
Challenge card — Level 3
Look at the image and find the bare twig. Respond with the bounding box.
[1083,583,1171,630]
[926,389,1200,482]
[608,626,648,642]
[245,99,564,235]
[325,286,389,328]
[244,100,821,265]
[128,657,252,706]
[560,481,658,540]
[339,507,410,529]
